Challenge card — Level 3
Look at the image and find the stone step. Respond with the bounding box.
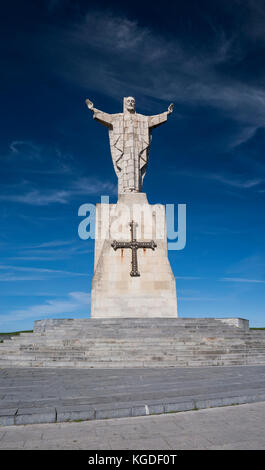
[40,321,244,325]
[4,341,265,352]
[14,331,248,341]
[5,342,265,352]
[33,318,249,332]
[0,344,257,352]
[1,317,264,368]
[7,332,262,342]
[33,320,246,327]
[34,318,237,324]
[1,350,265,362]
[0,353,258,362]
[15,344,265,351]
[0,358,264,368]
[3,338,265,345]
[7,332,256,339]
[1,341,261,349]
[2,339,265,350]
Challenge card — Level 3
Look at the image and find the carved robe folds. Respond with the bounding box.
[92,109,168,194]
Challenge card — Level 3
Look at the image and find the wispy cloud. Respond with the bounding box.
[204,173,263,189]
[221,277,265,283]
[41,9,265,134]
[176,169,264,189]
[29,239,75,249]
[2,140,75,177]
[240,0,265,42]
[2,238,92,262]
[9,141,42,159]
[0,264,87,281]
[0,177,116,205]
[0,189,70,205]
[175,276,204,280]
[0,291,90,326]
[225,254,265,278]
[180,296,217,301]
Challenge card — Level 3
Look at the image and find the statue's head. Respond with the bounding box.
[125,96,136,113]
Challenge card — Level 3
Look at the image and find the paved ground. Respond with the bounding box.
[0,401,265,449]
[1,365,265,425]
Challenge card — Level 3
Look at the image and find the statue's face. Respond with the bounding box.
[126,97,136,112]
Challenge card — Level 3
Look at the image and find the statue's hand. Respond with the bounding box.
[168,103,174,114]
[85,98,94,110]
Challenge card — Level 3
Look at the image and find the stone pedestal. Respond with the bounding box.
[91,193,178,318]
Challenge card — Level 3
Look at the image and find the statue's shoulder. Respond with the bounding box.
[107,113,122,130]
[112,113,123,120]
[135,113,148,120]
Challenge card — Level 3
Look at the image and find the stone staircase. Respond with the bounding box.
[0,318,265,368]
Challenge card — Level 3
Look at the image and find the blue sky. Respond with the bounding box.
[0,0,265,331]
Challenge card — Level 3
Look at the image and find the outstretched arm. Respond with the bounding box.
[148,103,174,129]
[85,99,113,128]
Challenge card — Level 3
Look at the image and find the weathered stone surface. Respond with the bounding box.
[56,405,95,423]
[85,97,178,318]
[91,193,178,317]
[1,317,265,369]
[0,408,17,426]
[85,97,173,194]
[217,318,249,331]
[0,317,265,368]
[16,407,56,425]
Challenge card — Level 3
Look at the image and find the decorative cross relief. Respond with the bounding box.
[111,220,157,277]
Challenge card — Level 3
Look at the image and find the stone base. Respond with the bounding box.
[91,193,178,318]
[1,317,265,368]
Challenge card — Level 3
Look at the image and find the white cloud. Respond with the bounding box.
[30,239,74,249]
[6,238,93,262]
[9,141,42,159]
[0,189,70,205]
[1,141,76,177]
[180,296,217,301]
[175,276,204,280]
[0,264,87,281]
[0,291,90,326]
[42,9,265,133]
[0,177,116,205]
[176,169,264,189]
[221,277,265,283]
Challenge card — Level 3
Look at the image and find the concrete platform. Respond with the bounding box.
[0,365,265,426]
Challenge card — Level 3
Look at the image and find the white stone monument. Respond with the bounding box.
[86,96,178,318]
